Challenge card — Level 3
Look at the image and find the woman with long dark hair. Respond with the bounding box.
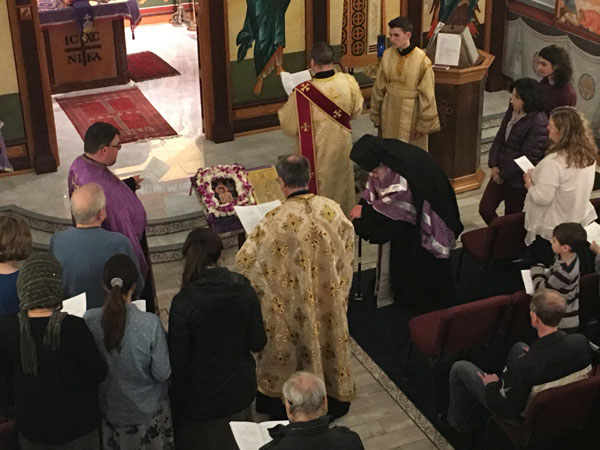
[84,254,172,450]
[536,44,577,114]
[169,228,267,450]
[478,77,549,224]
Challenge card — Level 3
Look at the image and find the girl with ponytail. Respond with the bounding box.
[84,254,173,450]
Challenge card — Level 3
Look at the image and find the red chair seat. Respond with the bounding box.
[409,294,512,360]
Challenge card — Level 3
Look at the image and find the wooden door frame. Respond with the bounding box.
[6,0,58,173]
[197,0,331,143]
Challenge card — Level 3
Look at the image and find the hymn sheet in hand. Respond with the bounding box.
[229,421,288,450]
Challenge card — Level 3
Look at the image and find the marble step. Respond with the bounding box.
[30,225,241,265]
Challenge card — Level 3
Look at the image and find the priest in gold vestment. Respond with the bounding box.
[236,155,356,418]
[278,42,364,215]
[371,17,440,150]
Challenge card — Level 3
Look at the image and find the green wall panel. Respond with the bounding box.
[0,93,26,142]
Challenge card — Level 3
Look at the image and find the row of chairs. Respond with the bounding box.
[406,274,600,448]
[458,197,600,278]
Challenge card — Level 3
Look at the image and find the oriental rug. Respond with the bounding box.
[57,88,177,144]
[127,51,181,82]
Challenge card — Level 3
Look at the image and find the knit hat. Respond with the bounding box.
[16,253,67,376]
[17,253,63,310]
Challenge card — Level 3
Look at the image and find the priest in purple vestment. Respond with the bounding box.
[67,122,156,312]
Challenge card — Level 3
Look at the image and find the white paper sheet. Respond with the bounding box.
[435,33,461,66]
[514,156,535,173]
[61,293,87,317]
[229,421,288,450]
[234,200,281,234]
[140,157,170,183]
[585,221,600,245]
[280,70,312,96]
[132,300,146,312]
[521,270,535,295]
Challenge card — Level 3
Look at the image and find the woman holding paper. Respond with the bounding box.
[479,78,549,225]
[523,106,598,266]
[83,254,173,450]
[168,228,267,450]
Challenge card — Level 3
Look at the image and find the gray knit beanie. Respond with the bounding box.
[17,253,67,376]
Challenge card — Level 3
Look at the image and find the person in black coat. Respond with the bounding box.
[260,371,364,450]
[350,135,464,311]
[168,228,267,450]
[479,78,549,225]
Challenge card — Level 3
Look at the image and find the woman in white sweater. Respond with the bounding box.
[523,106,598,265]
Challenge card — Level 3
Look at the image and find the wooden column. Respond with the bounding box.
[305,0,328,64]
[486,0,508,92]
[197,0,234,143]
[404,0,423,47]
[10,0,58,173]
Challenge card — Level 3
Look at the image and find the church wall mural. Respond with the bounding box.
[0,0,25,143]
[228,0,306,105]
[422,0,487,49]
[556,0,600,37]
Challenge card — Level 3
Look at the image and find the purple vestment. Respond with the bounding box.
[68,155,148,276]
[362,168,456,258]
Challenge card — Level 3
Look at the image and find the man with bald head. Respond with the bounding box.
[447,289,591,437]
[50,183,143,309]
[259,371,364,450]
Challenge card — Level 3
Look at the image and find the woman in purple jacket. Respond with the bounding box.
[479,78,549,225]
[536,45,576,115]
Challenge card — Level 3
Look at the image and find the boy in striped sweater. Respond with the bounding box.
[531,222,587,333]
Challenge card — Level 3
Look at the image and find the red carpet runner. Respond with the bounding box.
[57,88,178,144]
[127,51,181,82]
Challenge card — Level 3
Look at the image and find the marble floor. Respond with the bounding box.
[0,22,519,450]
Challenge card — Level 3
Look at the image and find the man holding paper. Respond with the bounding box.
[68,122,156,312]
[236,155,356,419]
[278,42,363,215]
[370,16,440,151]
[258,372,364,450]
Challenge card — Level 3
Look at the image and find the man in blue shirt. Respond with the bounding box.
[50,183,143,309]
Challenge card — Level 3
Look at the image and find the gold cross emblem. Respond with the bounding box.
[333,109,342,119]
[299,83,311,92]
[301,122,311,132]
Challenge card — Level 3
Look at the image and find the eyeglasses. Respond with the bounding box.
[106,143,122,151]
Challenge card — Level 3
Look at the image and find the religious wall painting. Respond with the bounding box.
[423,0,489,49]
[229,0,306,104]
[338,0,401,86]
[556,0,600,37]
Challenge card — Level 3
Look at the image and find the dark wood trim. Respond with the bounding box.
[312,0,328,43]
[42,29,55,85]
[113,18,129,80]
[405,1,423,47]
[207,0,233,142]
[486,0,507,92]
[233,114,280,134]
[507,0,554,24]
[10,0,59,173]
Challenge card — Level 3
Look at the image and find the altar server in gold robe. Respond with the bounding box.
[278,42,364,215]
[371,16,440,150]
[236,155,356,419]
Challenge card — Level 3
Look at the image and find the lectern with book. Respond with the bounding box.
[426,25,494,193]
